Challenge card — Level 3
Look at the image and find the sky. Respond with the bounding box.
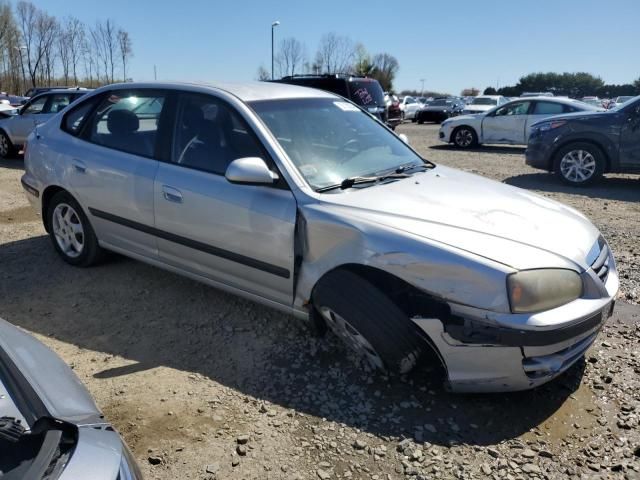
[33,0,640,94]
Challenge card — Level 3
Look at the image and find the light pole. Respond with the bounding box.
[271,20,280,80]
[14,45,27,93]
[420,78,425,97]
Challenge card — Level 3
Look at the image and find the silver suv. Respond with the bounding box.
[22,82,618,392]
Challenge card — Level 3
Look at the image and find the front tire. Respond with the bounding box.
[313,269,423,375]
[0,130,15,158]
[452,126,478,148]
[554,142,605,186]
[46,191,104,267]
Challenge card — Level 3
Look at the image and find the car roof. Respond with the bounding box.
[93,81,337,102]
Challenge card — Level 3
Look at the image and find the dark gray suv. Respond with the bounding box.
[526,95,640,185]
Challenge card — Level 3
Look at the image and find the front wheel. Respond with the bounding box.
[46,191,104,267]
[452,126,478,148]
[554,143,605,186]
[313,270,423,374]
[0,131,15,158]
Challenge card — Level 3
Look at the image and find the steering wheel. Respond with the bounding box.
[337,138,360,163]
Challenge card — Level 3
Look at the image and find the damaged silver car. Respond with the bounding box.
[21,81,618,392]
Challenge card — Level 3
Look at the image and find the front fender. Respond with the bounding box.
[295,204,513,313]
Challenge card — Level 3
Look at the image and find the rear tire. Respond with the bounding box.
[46,191,104,267]
[452,126,478,148]
[0,130,15,158]
[553,142,605,186]
[313,269,423,375]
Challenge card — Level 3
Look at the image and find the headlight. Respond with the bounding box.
[119,442,143,480]
[534,120,567,132]
[507,269,582,313]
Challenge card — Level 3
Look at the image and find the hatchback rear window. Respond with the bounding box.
[347,80,385,107]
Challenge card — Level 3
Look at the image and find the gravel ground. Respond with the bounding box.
[0,123,638,479]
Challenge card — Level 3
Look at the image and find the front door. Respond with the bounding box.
[619,101,640,170]
[482,101,532,144]
[153,92,297,306]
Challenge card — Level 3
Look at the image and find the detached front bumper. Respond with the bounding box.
[412,257,618,393]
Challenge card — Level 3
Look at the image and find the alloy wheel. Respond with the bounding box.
[560,149,596,183]
[319,306,385,371]
[0,134,8,156]
[52,203,85,258]
[454,128,474,147]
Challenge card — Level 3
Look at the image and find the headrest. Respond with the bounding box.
[107,109,139,135]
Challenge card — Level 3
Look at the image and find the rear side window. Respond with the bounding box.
[85,91,166,158]
[532,101,565,115]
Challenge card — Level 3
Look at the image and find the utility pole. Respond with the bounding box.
[154,65,157,81]
[420,78,425,97]
[271,21,280,80]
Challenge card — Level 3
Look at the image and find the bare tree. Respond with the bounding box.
[17,1,57,88]
[371,53,399,91]
[117,28,132,81]
[58,22,70,84]
[256,65,269,81]
[276,37,305,77]
[315,33,355,74]
[65,17,84,84]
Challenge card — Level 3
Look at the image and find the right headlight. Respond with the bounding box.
[507,269,583,313]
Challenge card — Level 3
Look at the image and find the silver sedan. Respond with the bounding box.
[22,81,618,392]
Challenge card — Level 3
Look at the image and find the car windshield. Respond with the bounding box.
[347,80,385,107]
[471,97,497,105]
[250,98,427,191]
[430,99,452,106]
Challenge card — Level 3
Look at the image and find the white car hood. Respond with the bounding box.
[464,104,494,112]
[321,166,599,270]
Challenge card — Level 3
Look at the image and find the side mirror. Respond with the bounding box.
[398,133,410,145]
[225,157,279,185]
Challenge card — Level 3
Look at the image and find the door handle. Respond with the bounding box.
[162,185,183,203]
[72,160,86,173]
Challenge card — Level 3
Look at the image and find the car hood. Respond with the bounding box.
[0,317,102,426]
[464,104,494,112]
[445,113,484,123]
[320,165,599,270]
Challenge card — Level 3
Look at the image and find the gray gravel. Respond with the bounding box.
[0,125,638,479]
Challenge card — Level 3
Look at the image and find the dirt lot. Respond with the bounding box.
[0,123,638,479]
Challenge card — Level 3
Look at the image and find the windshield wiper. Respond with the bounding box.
[316,172,410,192]
[394,162,432,174]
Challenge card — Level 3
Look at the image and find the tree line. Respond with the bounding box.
[257,32,400,91]
[484,72,640,98]
[0,1,133,95]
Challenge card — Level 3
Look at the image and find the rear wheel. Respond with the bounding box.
[452,126,478,148]
[554,142,605,186]
[313,269,423,374]
[0,131,15,158]
[46,191,104,267]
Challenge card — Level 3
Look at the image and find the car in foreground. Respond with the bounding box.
[462,95,508,114]
[0,89,90,158]
[526,95,640,186]
[520,92,554,98]
[22,81,617,392]
[414,97,465,124]
[439,97,603,148]
[0,317,141,479]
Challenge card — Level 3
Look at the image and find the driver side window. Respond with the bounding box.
[22,95,48,115]
[494,101,531,117]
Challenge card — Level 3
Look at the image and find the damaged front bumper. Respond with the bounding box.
[411,268,618,393]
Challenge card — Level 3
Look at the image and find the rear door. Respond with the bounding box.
[62,89,169,258]
[153,91,297,305]
[7,94,49,144]
[482,101,532,144]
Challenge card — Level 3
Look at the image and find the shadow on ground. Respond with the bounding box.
[0,157,24,171]
[0,235,600,447]
[429,144,526,155]
[505,173,640,202]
